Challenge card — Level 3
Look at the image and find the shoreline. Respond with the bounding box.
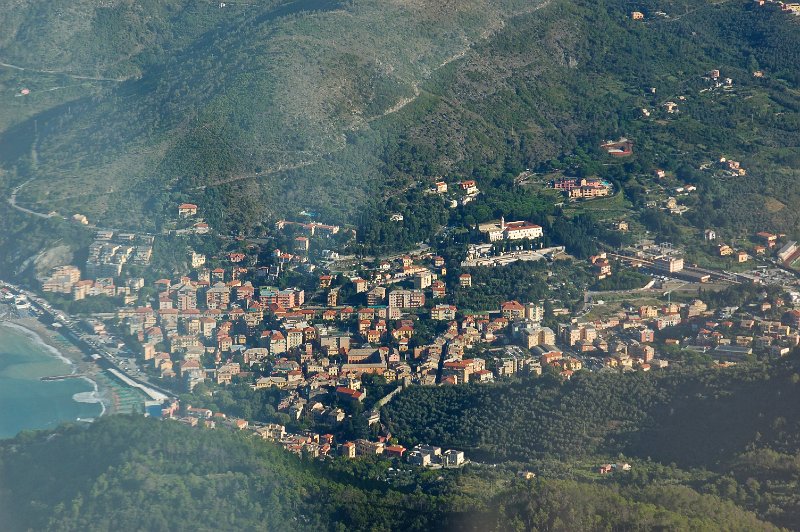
[0,317,115,417]
[0,320,76,369]
[75,376,107,418]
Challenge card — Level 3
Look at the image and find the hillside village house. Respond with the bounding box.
[590,253,612,279]
[756,232,778,248]
[781,3,800,14]
[190,251,206,269]
[518,325,556,348]
[178,203,198,217]
[459,180,479,194]
[552,177,612,199]
[351,278,368,293]
[777,241,798,263]
[600,139,634,157]
[275,219,340,236]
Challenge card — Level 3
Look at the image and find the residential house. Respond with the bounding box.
[178,203,198,217]
[336,386,366,404]
[501,300,525,320]
[431,304,457,321]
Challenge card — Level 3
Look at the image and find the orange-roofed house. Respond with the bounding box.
[352,277,368,293]
[501,300,525,320]
[756,232,777,247]
[217,335,233,352]
[178,203,198,217]
[340,441,356,458]
[541,351,563,366]
[384,445,407,458]
[472,369,494,383]
[366,329,382,344]
[392,325,414,340]
[459,180,478,194]
[336,386,365,404]
[432,280,446,299]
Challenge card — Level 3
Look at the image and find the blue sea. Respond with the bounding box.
[0,322,103,439]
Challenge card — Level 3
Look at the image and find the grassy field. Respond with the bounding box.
[584,296,664,321]
[563,191,634,222]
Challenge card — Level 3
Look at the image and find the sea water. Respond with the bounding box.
[0,322,102,438]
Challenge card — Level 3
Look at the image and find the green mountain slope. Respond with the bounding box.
[0,1,224,78]
[0,415,781,531]
[0,0,798,241]
[0,1,226,132]
[0,0,538,228]
[383,355,800,528]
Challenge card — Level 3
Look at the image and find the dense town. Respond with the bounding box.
[5,177,799,471]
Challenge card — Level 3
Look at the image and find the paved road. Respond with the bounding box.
[7,181,57,219]
[6,180,160,240]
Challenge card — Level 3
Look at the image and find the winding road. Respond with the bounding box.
[7,180,57,219]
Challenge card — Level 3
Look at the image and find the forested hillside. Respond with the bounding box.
[383,354,800,528]
[384,357,800,463]
[0,0,797,245]
[0,0,538,230]
[0,415,781,531]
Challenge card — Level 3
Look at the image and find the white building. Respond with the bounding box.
[190,251,206,269]
[479,217,543,242]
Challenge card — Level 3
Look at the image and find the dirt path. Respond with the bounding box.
[376,0,553,119]
[0,60,127,82]
[194,160,315,189]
